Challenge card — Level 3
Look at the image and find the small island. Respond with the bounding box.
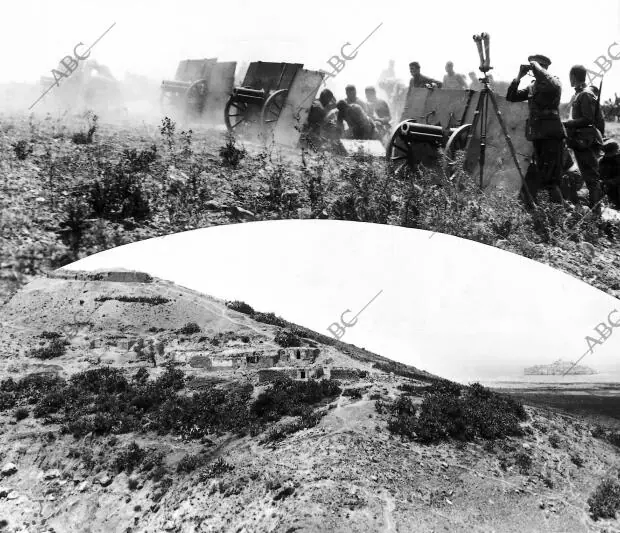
[524,359,597,375]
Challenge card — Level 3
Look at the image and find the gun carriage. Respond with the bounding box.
[224,61,305,135]
[161,59,236,120]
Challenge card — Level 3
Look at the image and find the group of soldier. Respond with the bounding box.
[305,84,393,145]
[303,55,620,213]
[507,55,620,212]
[305,59,500,147]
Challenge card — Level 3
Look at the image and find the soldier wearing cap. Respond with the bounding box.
[344,85,368,114]
[506,54,566,207]
[563,65,605,210]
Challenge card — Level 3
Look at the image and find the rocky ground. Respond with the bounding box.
[0,272,619,532]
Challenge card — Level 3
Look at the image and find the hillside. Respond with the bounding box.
[0,271,619,532]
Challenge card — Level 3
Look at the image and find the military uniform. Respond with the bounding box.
[506,59,565,206]
[600,140,620,209]
[565,83,604,207]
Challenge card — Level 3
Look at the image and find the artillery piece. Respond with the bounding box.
[386,88,476,172]
[161,59,236,120]
[224,62,303,135]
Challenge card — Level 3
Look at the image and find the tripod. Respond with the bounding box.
[467,33,536,207]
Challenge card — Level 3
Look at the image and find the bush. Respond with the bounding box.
[12,139,33,160]
[251,378,341,421]
[29,338,67,359]
[178,322,201,335]
[113,442,146,474]
[122,145,158,173]
[588,478,620,520]
[219,134,246,168]
[342,388,363,399]
[570,454,584,467]
[199,458,234,481]
[14,407,29,421]
[514,452,532,474]
[225,301,255,315]
[274,329,302,348]
[127,478,139,490]
[177,453,207,474]
[411,382,527,444]
[252,312,288,328]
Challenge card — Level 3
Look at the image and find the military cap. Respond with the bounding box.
[409,61,420,68]
[528,54,551,67]
[345,84,356,91]
[365,86,376,93]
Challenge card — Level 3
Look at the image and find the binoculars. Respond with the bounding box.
[473,33,492,73]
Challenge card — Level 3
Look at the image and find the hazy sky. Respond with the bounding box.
[3,0,620,102]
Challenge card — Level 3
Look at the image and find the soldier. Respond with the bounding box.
[401,62,442,120]
[336,100,377,140]
[563,65,605,210]
[599,139,620,209]
[408,62,442,89]
[364,86,391,125]
[506,54,566,208]
[443,61,468,90]
[304,89,338,146]
[344,85,368,114]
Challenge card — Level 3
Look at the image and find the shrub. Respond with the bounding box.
[113,442,146,474]
[342,388,363,399]
[178,322,201,335]
[12,139,33,160]
[252,312,287,328]
[86,164,150,222]
[14,407,29,421]
[29,338,67,359]
[251,378,341,421]
[177,453,207,474]
[570,454,584,467]
[548,432,562,448]
[122,145,158,173]
[219,133,246,168]
[588,478,620,520]
[412,382,526,444]
[386,396,418,439]
[514,452,532,474]
[40,331,63,339]
[199,458,234,481]
[127,478,139,490]
[225,301,255,315]
[274,329,302,348]
[71,114,98,144]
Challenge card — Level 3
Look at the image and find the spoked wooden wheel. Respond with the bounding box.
[260,89,288,132]
[386,119,440,172]
[386,120,417,171]
[224,96,257,133]
[185,79,208,118]
[442,124,472,183]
